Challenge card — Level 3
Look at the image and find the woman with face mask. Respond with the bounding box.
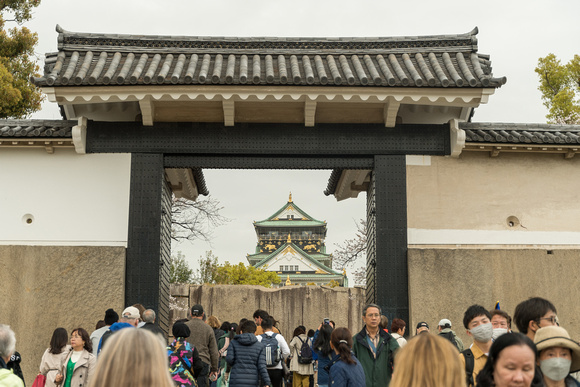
[534,326,580,387]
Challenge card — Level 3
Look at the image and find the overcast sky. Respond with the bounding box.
[25,0,580,281]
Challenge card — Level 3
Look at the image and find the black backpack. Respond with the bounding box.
[461,348,475,387]
[439,331,460,350]
[297,336,313,364]
[261,333,282,367]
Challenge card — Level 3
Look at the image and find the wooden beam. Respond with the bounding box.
[383,97,400,127]
[305,101,317,127]
[139,97,155,126]
[223,100,235,126]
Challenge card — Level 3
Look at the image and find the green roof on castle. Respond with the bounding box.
[254,197,326,227]
[253,242,340,276]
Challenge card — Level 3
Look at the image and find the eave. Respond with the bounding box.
[41,85,495,127]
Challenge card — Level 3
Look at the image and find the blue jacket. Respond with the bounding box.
[329,356,366,387]
[313,345,334,385]
[98,322,134,354]
[225,333,271,387]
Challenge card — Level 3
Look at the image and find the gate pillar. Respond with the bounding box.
[126,153,172,332]
[366,155,409,325]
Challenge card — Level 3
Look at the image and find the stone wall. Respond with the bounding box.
[0,245,125,386]
[408,248,580,346]
[171,284,366,340]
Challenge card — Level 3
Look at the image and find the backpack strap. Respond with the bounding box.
[461,348,475,387]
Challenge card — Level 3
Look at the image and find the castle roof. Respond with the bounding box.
[254,196,325,228]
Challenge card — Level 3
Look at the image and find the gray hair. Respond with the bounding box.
[362,303,382,316]
[143,309,156,323]
[0,324,16,359]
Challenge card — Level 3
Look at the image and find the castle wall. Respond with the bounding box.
[408,248,580,347]
[0,245,125,386]
[171,284,366,341]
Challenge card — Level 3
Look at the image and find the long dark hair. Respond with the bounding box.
[49,328,68,355]
[476,332,543,387]
[330,327,355,365]
[314,324,333,356]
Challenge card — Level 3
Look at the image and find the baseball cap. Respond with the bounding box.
[416,321,429,330]
[122,306,140,320]
[438,319,452,327]
[191,304,204,316]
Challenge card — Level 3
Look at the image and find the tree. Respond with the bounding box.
[214,262,281,287]
[535,54,580,124]
[194,250,221,284]
[333,219,367,286]
[169,251,194,283]
[0,0,43,118]
[193,251,281,287]
[171,195,230,243]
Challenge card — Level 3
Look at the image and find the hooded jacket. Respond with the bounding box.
[225,333,271,387]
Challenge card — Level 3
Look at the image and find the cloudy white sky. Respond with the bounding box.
[25,0,580,279]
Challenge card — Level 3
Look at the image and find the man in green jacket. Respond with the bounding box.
[352,304,400,387]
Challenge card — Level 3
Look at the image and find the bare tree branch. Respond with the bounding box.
[171,195,230,244]
[333,219,367,286]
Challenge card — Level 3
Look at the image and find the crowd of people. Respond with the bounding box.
[1,297,579,387]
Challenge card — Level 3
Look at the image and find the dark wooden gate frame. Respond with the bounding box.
[86,121,451,331]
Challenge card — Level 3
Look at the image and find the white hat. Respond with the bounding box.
[438,319,452,327]
[122,306,141,320]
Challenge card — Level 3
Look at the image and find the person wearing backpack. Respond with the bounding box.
[257,318,290,387]
[437,319,464,351]
[352,304,399,387]
[459,305,493,387]
[288,326,314,387]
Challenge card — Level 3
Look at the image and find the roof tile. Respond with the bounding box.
[32,27,506,89]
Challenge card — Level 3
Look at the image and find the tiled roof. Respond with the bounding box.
[324,169,343,196]
[32,26,506,89]
[0,119,76,137]
[461,122,580,144]
[191,168,209,197]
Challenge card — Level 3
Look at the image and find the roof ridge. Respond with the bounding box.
[55,24,479,53]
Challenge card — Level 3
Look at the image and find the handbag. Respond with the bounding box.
[32,374,47,387]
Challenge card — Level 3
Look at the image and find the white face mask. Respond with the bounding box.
[492,328,508,340]
[540,357,571,381]
[470,323,493,342]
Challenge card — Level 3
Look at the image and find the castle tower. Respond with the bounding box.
[247,194,346,287]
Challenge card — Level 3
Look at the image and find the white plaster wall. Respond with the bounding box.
[262,249,319,272]
[0,148,131,246]
[407,152,580,246]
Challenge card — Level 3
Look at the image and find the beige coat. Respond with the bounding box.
[40,346,70,387]
[288,334,314,376]
[57,349,96,387]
